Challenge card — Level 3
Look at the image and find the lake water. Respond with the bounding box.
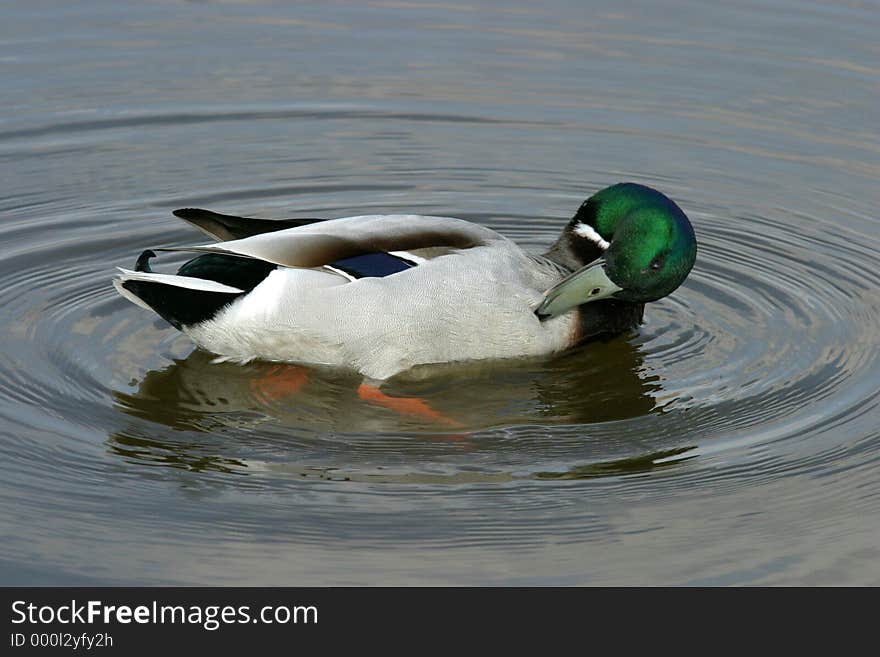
[1,0,878,585]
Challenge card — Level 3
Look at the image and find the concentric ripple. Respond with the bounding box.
[2,172,877,489]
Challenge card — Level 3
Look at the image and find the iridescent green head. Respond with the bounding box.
[537,183,697,318]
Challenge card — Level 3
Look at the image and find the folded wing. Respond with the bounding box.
[172,208,325,241]
[159,214,505,269]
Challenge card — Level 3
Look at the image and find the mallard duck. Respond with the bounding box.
[114,182,697,381]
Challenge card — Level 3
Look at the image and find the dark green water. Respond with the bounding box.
[1,0,878,585]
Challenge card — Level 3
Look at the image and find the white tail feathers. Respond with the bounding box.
[115,268,244,293]
[113,268,244,310]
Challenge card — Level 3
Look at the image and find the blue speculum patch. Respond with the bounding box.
[329,252,416,278]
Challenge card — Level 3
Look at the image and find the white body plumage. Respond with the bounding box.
[116,214,579,380]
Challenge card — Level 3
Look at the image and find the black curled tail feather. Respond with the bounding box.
[135,250,156,272]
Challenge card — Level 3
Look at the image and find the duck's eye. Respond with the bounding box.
[650,258,664,271]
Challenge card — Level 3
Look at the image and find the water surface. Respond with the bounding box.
[1,0,878,585]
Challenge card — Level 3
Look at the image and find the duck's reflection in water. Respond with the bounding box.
[110,335,673,477]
